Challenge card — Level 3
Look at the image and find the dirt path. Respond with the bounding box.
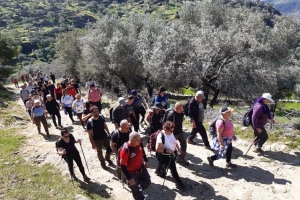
[12,87,300,200]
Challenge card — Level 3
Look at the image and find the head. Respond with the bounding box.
[151,102,162,112]
[69,75,74,79]
[46,94,52,101]
[34,100,41,107]
[21,85,25,90]
[75,93,81,100]
[118,97,126,108]
[89,83,95,90]
[63,89,68,96]
[127,95,135,105]
[33,92,39,98]
[48,80,52,85]
[50,72,52,75]
[128,132,141,147]
[28,81,32,86]
[220,107,233,120]
[56,83,61,88]
[195,91,206,102]
[163,121,175,135]
[174,102,183,113]
[158,86,166,97]
[130,90,138,97]
[119,120,130,133]
[88,78,93,82]
[60,128,70,139]
[91,106,100,117]
[261,93,274,105]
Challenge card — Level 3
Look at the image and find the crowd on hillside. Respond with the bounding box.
[18,71,276,200]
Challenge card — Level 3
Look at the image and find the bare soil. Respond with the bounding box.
[13,88,300,200]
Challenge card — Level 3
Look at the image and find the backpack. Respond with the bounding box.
[20,89,30,96]
[109,107,114,122]
[242,103,259,126]
[147,130,165,152]
[162,108,175,124]
[183,97,193,116]
[209,117,225,137]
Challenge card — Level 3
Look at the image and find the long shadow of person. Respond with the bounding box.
[41,133,60,141]
[76,178,112,198]
[263,151,300,166]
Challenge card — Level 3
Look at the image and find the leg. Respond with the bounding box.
[27,110,31,117]
[257,127,268,148]
[197,123,210,147]
[94,140,106,167]
[139,107,146,123]
[73,153,86,176]
[129,173,145,200]
[226,143,233,163]
[51,113,58,127]
[188,128,198,141]
[64,156,74,175]
[104,137,113,163]
[56,111,62,126]
[40,115,50,135]
[65,107,74,122]
[139,165,151,190]
[34,117,42,133]
[175,133,188,164]
[77,113,84,127]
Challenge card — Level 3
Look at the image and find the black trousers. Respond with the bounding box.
[91,101,102,112]
[252,126,268,148]
[64,153,86,176]
[188,122,210,146]
[174,133,187,153]
[130,115,139,132]
[65,106,74,122]
[156,153,181,182]
[77,113,85,127]
[128,165,151,200]
[51,110,61,127]
[211,143,233,163]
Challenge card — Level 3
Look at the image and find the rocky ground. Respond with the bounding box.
[10,87,300,200]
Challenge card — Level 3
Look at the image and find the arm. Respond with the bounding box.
[87,129,96,149]
[145,112,152,126]
[104,122,110,136]
[110,141,118,155]
[216,120,225,148]
[72,101,76,109]
[252,105,263,130]
[82,112,92,122]
[112,109,119,128]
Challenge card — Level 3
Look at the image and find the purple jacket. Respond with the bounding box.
[252,104,269,129]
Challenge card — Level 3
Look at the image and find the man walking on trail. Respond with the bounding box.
[26,81,34,93]
[119,132,150,200]
[88,83,102,112]
[166,102,189,165]
[65,82,77,98]
[45,94,62,129]
[110,120,131,179]
[87,106,113,169]
[112,97,130,129]
[130,90,148,125]
[20,85,30,106]
[85,78,95,91]
[187,91,210,149]
[50,72,55,84]
[31,100,50,137]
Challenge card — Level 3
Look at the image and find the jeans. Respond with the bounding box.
[211,143,233,163]
[64,153,86,176]
[51,110,61,127]
[94,138,112,165]
[128,165,151,200]
[188,122,210,146]
[130,115,139,132]
[27,110,31,117]
[252,126,268,148]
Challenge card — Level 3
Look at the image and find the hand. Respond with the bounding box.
[177,148,182,155]
[128,178,136,186]
[77,139,82,144]
[271,119,275,124]
[220,144,225,150]
[144,162,149,168]
[92,143,96,149]
[192,120,196,128]
[256,128,262,133]
[50,114,53,117]
[59,149,66,155]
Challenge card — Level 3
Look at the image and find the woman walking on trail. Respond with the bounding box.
[145,102,163,135]
[153,86,169,111]
[57,128,91,181]
[61,89,75,124]
[251,93,276,155]
[72,94,85,129]
[31,100,50,137]
[54,83,63,103]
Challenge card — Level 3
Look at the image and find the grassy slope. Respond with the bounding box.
[0,86,107,200]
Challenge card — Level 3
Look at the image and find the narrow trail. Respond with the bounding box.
[11,86,300,200]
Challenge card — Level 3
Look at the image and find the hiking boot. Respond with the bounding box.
[71,173,77,179]
[187,139,196,145]
[204,145,211,150]
[106,160,114,166]
[101,164,108,170]
[83,175,91,182]
[46,134,51,138]
[226,162,237,169]
[253,147,263,156]
[176,180,187,191]
[207,156,214,167]
[38,129,41,134]
[177,158,190,166]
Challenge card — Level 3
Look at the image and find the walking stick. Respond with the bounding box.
[162,154,173,188]
[243,136,257,158]
[65,156,75,187]
[79,143,90,175]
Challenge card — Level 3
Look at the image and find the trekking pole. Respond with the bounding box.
[65,156,75,187]
[243,136,257,159]
[162,154,173,188]
[79,143,90,175]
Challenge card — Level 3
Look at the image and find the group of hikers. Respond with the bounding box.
[19,72,276,200]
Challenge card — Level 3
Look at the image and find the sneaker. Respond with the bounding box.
[83,175,91,181]
[177,158,190,166]
[226,162,237,169]
[187,139,196,145]
[207,156,214,167]
[101,164,108,170]
[176,181,187,191]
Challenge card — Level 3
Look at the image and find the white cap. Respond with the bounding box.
[34,100,41,104]
[118,97,126,106]
[262,93,274,103]
[195,91,206,99]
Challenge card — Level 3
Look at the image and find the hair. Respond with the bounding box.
[88,78,92,81]
[157,86,166,95]
[120,119,129,127]
[75,93,81,98]
[91,105,99,112]
[46,94,52,98]
[129,132,140,140]
[163,121,175,131]
[127,95,134,100]
[56,82,61,88]
[60,128,69,136]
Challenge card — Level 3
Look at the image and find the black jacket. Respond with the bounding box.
[167,109,184,135]
[45,99,60,114]
[188,98,202,123]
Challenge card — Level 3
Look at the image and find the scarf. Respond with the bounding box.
[253,97,272,119]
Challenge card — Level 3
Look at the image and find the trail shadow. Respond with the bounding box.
[185,152,203,165]
[76,178,112,198]
[148,177,229,200]
[63,126,74,132]
[263,151,300,166]
[41,133,60,141]
[194,163,292,185]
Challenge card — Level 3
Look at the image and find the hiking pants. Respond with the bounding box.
[91,101,102,112]
[252,126,268,148]
[34,115,49,135]
[175,133,187,159]
[76,113,85,127]
[188,122,210,147]
[56,94,62,103]
[211,143,233,163]
[94,138,112,166]
[156,153,181,183]
[51,110,61,127]
[65,106,74,122]
[134,106,146,124]
[64,153,86,176]
[130,115,139,132]
[129,165,151,200]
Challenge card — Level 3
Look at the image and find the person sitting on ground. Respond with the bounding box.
[25,96,34,118]
[45,94,62,129]
[119,132,150,200]
[145,102,163,135]
[61,89,75,124]
[155,121,186,191]
[72,94,85,129]
[110,119,131,179]
[20,85,30,106]
[112,97,130,129]
[88,83,102,112]
[251,93,276,155]
[57,128,91,181]
[153,86,169,111]
[31,100,50,137]
[207,107,237,168]
[87,106,113,169]
[187,91,210,149]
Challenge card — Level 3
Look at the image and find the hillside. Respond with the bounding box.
[263,0,300,18]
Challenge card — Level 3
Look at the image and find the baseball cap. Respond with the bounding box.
[131,90,138,96]
[118,97,126,106]
[262,93,274,103]
[220,107,234,114]
[195,91,206,99]
[34,100,41,104]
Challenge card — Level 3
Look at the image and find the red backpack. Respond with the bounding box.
[147,130,165,152]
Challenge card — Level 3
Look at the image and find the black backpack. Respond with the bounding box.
[209,117,225,137]
[242,103,259,126]
[183,97,192,116]
[162,108,175,124]
[109,107,114,122]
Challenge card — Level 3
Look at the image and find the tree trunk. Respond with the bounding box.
[209,89,220,108]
